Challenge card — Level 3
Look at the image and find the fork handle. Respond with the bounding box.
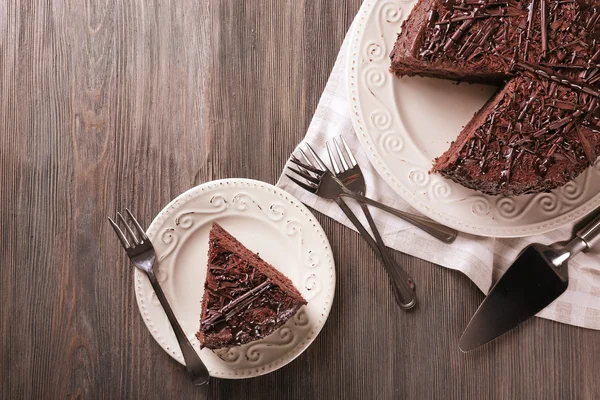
[358,201,417,309]
[341,193,458,244]
[335,198,416,309]
[146,269,210,387]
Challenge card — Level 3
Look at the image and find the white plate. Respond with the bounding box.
[348,0,600,237]
[134,179,335,379]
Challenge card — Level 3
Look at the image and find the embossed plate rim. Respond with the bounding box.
[134,178,336,379]
[347,0,600,237]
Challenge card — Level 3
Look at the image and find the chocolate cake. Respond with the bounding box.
[196,223,307,350]
[390,0,600,195]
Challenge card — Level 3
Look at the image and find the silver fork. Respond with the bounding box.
[287,147,417,309]
[326,137,386,246]
[108,209,210,387]
[327,136,457,241]
[293,140,457,243]
[326,137,416,294]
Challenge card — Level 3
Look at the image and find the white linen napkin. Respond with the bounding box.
[276,18,600,330]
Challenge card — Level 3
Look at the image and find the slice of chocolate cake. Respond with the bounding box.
[432,73,600,195]
[196,223,307,350]
[391,0,600,195]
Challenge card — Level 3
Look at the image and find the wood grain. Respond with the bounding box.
[1,1,599,399]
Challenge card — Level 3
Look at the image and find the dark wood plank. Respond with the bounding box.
[1,1,599,399]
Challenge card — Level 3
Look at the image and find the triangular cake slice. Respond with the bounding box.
[196,223,307,349]
[432,73,600,195]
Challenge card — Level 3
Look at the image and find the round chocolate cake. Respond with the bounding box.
[391,0,600,196]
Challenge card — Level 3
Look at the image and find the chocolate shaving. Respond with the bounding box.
[540,63,587,69]
[540,0,548,59]
[586,8,599,29]
[436,12,519,25]
[589,49,600,66]
[499,147,514,186]
[201,280,273,330]
[576,125,595,162]
[428,10,439,27]
[443,19,476,51]
[496,54,600,98]
[550,100,578,110]
[524,0,536,61]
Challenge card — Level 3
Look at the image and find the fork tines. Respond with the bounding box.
[286,143,329,193]
[287,166,320,185]
[338,136,358,166]
[287,138,359,194]
[304,143,328,171]
[326,136,358,174]
[108,208,148,250]
[285,173,317,193]
[289,157,322,175]
[287,137,358,187]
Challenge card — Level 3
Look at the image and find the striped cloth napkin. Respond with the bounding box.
[276,19,600,330]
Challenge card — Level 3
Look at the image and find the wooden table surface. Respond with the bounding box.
[2,1,600,399]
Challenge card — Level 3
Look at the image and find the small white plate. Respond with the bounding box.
[347,0,600,237]
[134,179,335,379]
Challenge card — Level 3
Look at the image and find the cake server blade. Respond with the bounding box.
[459,209,600,352]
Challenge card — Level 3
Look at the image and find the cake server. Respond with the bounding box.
[459,209,600,352]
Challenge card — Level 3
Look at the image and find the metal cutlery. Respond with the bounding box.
[330,136,457,243]
[290,141,457,244]
[459,209,600,351]
[108,209,210,386]
[286,144,416,309]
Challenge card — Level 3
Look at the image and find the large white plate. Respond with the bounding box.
[348,0,600,237]
[134,179,335,379]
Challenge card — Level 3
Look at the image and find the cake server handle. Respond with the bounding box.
[341,192,458,244]
[575,209,600,249]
